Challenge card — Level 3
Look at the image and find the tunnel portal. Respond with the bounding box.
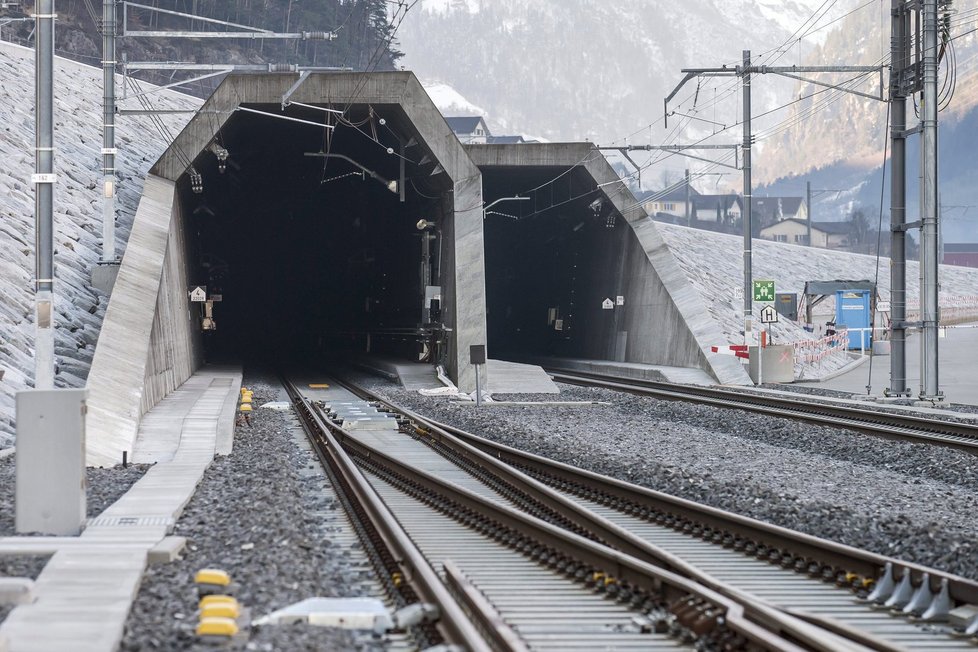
[181,104,450,368]
[481,167,628,361]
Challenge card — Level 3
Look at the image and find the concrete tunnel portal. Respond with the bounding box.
[181,103,452,368]
[86,71,748,466]
[480,165,629,361]
[146,71,488,393]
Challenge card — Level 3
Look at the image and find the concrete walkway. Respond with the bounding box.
[812,327,978,406]
[0,367,241,652]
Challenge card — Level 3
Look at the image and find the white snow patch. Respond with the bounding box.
[657,221,978,378]
[417,0,481,15]
[421,80,487,117]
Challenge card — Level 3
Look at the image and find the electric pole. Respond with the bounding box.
[806,180,812,246]
[889,0,910,396]
[33,0,55,389]
[742,50,753,344]
[101,0,118,265]
[684,168,691,226]
[664,55,880,359]
[919,0,940,400]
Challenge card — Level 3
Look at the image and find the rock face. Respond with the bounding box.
[0,41,198,446]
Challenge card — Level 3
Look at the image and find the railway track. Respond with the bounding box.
[544,368,978,453]
[340,377,978,651]
[285,377,840,651]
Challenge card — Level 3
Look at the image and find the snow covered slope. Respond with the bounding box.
[658,220,978,345]
[399,0,847,155]
[0,42,198,446]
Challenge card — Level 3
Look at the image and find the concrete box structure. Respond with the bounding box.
[468,143,751,385]
[15,389,87,535]
[748,345,794,384]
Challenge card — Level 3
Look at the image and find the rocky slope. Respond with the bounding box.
[0,41,198,446]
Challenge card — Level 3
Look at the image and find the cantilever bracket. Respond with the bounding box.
[893,124,922,138]
[892,220,922,232]
[282,71,311,110]
[618,149,643,185]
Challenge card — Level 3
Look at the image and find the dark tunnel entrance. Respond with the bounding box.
[482,167,628,362]
[179,104,451,368]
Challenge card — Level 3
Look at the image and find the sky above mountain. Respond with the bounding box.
[398,1,876,184]
[397,0,976,199]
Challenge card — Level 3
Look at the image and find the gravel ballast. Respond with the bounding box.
[121,377,387,651]
[361,377,978,580]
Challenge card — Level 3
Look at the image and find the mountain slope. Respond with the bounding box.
[399,0,827,146]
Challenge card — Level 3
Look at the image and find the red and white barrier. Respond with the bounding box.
[791,332,849,364]
[710,345,749,360]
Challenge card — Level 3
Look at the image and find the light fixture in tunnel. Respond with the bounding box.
[416,219,436,231]
[209,143,230,174]
[190,170,204,194]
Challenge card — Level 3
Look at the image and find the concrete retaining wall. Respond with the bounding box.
[86,175,202,467]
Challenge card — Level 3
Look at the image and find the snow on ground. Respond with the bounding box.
[421,80,487,117]
[0,41,199,446]
[658,221,978,374]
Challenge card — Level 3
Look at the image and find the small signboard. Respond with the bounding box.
[602,298,614,310]
[469,344,486,365]
[877,300,891,312]
[753,280,775,302]
[554,319,564,331]
[189,286,207,302]
[759,304,779,324]
[733,286,744,302]
[616,295,625,306]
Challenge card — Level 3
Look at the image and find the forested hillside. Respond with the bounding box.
[0,0,401,93]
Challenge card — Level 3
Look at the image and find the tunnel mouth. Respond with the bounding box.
[177,103,451,369]
[481,167,627,362]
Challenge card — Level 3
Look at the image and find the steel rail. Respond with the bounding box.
[426,410,978,606]
[546,369,978,453]
[330,378,884,651]
[314,395,816,652]
[341,379,978,651]
[284,380,493,651]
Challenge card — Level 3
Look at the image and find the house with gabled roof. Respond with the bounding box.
[642,185,699,220]
[692,194,743,224]
[760,218,849,248]
[751,196,807,224]
[444,116,491,144]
